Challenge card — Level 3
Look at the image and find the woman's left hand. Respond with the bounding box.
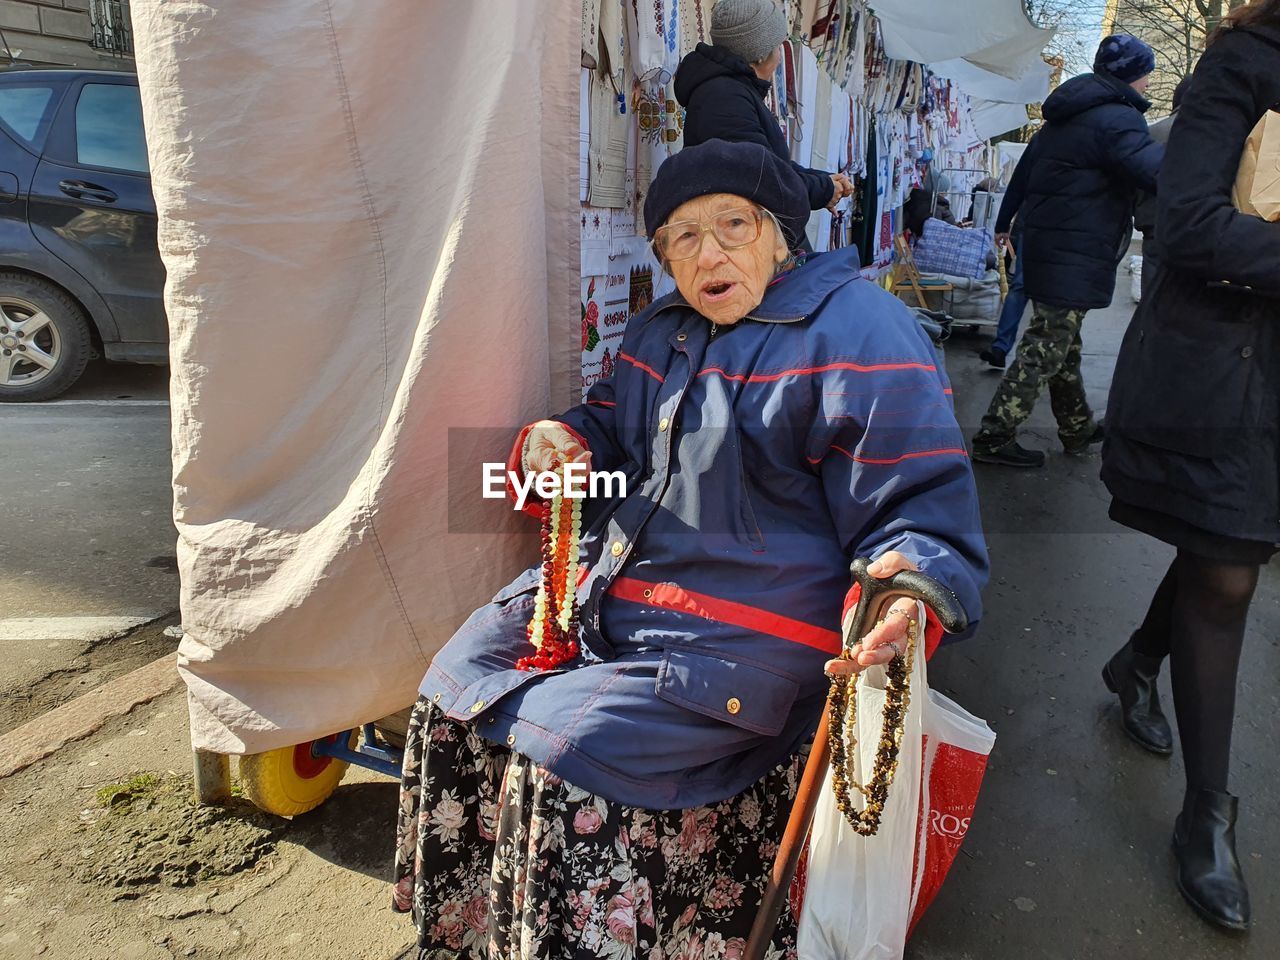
[824,552,920,678]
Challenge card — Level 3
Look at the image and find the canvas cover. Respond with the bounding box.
[131,0,580,753]
[874,0,1054,81]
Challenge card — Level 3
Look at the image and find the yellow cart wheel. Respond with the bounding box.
[239,732,354,816]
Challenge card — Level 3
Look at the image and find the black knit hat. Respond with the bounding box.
[643,139,810,247]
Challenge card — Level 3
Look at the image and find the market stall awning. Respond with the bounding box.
[871,0,1054,80]
[971,99,1032,140]
[934,55,1054,106]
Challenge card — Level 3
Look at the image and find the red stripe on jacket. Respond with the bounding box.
[698,360,937,384]
[619,352,665,383]
[808,445,970,466]
[609,577,842,654]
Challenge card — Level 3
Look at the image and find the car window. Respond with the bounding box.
[75,83,148,174]
[0,84,56,146]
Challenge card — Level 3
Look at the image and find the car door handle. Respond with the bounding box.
[59,179,118,203]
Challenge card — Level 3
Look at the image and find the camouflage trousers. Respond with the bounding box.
[972,302,1096,452]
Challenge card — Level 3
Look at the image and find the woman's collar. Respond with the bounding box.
[745,246,862,323]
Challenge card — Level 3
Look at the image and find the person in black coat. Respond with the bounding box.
[1133,75,1193,299]
[674,0,851,221]
[971,35,1163,468]
[1101,1,1280,932]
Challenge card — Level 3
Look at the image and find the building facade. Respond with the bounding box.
[0,1,133,72]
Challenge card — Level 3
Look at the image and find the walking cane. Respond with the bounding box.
[744,557,969,960]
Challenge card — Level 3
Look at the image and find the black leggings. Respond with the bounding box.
[1131,552,1260,794]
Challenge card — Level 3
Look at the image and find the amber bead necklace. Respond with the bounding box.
[826,615,919,835]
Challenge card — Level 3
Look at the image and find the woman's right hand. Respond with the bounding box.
[828,173,853,210]
[522,420,592,474]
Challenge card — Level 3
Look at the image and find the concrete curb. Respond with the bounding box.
[0,654,181,779]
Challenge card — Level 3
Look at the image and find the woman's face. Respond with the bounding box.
[754,44,783,79]
[663,193,790,327]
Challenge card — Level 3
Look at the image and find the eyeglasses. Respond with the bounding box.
[652,206,779,262]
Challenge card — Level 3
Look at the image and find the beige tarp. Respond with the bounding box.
[132,0,580,753]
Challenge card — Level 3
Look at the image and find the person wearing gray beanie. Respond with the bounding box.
[710,0,789,66]
[673,0,853,229]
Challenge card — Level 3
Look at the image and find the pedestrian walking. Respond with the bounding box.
[1101,0,1280,932]
[1133,76,1193,299]
[674,0,853,217]
[979,134,1039,370]
[970,35,1163,468]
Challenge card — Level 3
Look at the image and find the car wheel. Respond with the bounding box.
[0,273,92,402]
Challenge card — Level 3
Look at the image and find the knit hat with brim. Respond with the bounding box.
[1093,34,1156,83]
[710,0,788,66]
[643,139,810,248]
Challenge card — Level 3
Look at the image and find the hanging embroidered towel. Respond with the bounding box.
[793,0,822,41]
[582,0,602,68]
[601,0,626,90]
[579,69,591,203]
[581,204,612,276]
[628,0,677,83]
[807,69,835,251]
[791,41,820,169]
[588,71,628,208]
[678,0,708,56]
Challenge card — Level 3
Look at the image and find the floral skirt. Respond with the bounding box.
[392,696,803,960]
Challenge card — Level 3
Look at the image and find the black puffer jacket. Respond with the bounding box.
[674,43,835,211]
[999,71,1163,310]
[1103,24,1280,543]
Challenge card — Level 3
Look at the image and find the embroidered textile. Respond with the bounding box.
[588,71,629,208]
[582,0,602,67]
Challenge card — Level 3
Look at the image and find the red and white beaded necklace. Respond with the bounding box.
[516,462,583,671]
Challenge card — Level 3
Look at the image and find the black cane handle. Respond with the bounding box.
[846,556,968,644]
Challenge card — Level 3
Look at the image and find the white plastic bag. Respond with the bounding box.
[1128,254,1143,302]
[797,602,928,960]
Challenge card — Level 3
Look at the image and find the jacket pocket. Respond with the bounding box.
[655,648,799,737]
[492,566,541,603]
[1119,299,1260,458]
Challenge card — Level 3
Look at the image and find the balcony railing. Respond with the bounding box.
[90,1,133,58]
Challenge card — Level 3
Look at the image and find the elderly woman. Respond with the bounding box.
[392,139,987,959]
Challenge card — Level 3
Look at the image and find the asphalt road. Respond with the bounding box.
[0,360,176,700]
[909,266,1278,958]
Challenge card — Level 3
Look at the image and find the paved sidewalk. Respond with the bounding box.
[910,270,1276,959]
[0,683,414,960]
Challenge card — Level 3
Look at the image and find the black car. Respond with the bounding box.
[0,67,164,401]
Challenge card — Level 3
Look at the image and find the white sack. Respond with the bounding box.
[132,0,580,753]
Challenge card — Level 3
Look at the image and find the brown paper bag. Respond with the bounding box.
[1233,109,1280,222]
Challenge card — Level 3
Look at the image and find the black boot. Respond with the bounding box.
[1173,790,1251,931]
[1102,638,1173,754]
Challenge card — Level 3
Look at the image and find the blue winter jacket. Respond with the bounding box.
[419,247,988,809]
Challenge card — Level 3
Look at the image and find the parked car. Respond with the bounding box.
[0,67,164,401]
